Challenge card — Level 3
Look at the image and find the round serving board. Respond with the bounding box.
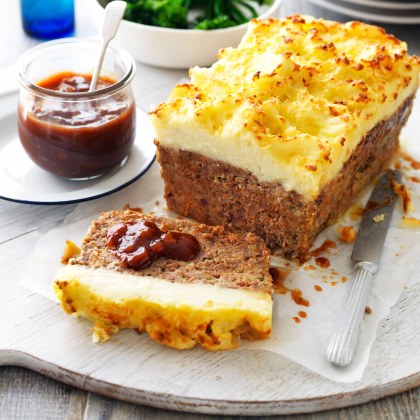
[1,0,419,414]
[0,173,419,416]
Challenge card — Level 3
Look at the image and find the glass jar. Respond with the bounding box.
[17,38,136,180]
[20,0,74,39]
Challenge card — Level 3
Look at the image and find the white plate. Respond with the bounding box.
[0,93,155,205]
[342,0,420,10]
[307,0,420,23]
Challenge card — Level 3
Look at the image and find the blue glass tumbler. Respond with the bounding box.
[20,0,75,39]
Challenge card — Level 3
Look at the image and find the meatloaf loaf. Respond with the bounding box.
[150,15,420,261]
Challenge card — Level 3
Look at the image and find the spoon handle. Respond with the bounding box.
[89,1,126,92]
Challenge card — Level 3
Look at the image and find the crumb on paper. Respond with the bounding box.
[392,180,414,213]
[155,200,160,206]
[349,204,364,221]
[400,216,420,228]
[61,240,81,264]
[365,306,373,314]
[123,203,143,213]
[337,226,356,243]
[373,214,385,222]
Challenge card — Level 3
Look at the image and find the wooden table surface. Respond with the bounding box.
[1,0,419,418]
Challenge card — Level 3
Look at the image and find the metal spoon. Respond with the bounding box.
[89,1,127,92]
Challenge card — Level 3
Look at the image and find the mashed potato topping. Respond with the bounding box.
[54,265,272,350]
[151,15,419,199]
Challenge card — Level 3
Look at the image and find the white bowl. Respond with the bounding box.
[87,0,282,69]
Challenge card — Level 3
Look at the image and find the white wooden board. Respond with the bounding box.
[1,44,419,417]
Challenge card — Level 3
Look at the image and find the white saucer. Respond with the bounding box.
[0,93,155,204]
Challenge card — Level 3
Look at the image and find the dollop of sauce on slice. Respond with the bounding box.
[106,220,200,269]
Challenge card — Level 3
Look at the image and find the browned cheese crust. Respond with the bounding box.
[70,210,272,294]
[156,95,414,261]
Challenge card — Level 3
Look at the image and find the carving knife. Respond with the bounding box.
[326,170,401,367]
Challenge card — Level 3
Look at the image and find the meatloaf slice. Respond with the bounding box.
[54,210,273,350]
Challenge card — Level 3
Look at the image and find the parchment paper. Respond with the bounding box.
[21,96,420,383]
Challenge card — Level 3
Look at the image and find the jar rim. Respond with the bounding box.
[17,38,136,99]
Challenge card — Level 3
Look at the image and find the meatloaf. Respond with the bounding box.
[151,15,420,261]
[54,210,273,350]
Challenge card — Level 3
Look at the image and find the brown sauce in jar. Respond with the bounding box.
[106,219,201,269]
[18,71,136,179]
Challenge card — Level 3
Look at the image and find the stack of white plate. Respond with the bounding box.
[307,0,420,24]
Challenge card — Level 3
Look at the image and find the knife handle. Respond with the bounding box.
[325,261,378,367]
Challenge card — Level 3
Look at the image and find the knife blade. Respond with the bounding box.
[326,170,401,367]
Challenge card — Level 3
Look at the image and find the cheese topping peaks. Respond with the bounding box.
[151,15,419,198]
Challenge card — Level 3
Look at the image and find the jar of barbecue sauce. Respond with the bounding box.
[17,39,136,179]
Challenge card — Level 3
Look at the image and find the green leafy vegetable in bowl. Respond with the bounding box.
[117,0,272,30]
